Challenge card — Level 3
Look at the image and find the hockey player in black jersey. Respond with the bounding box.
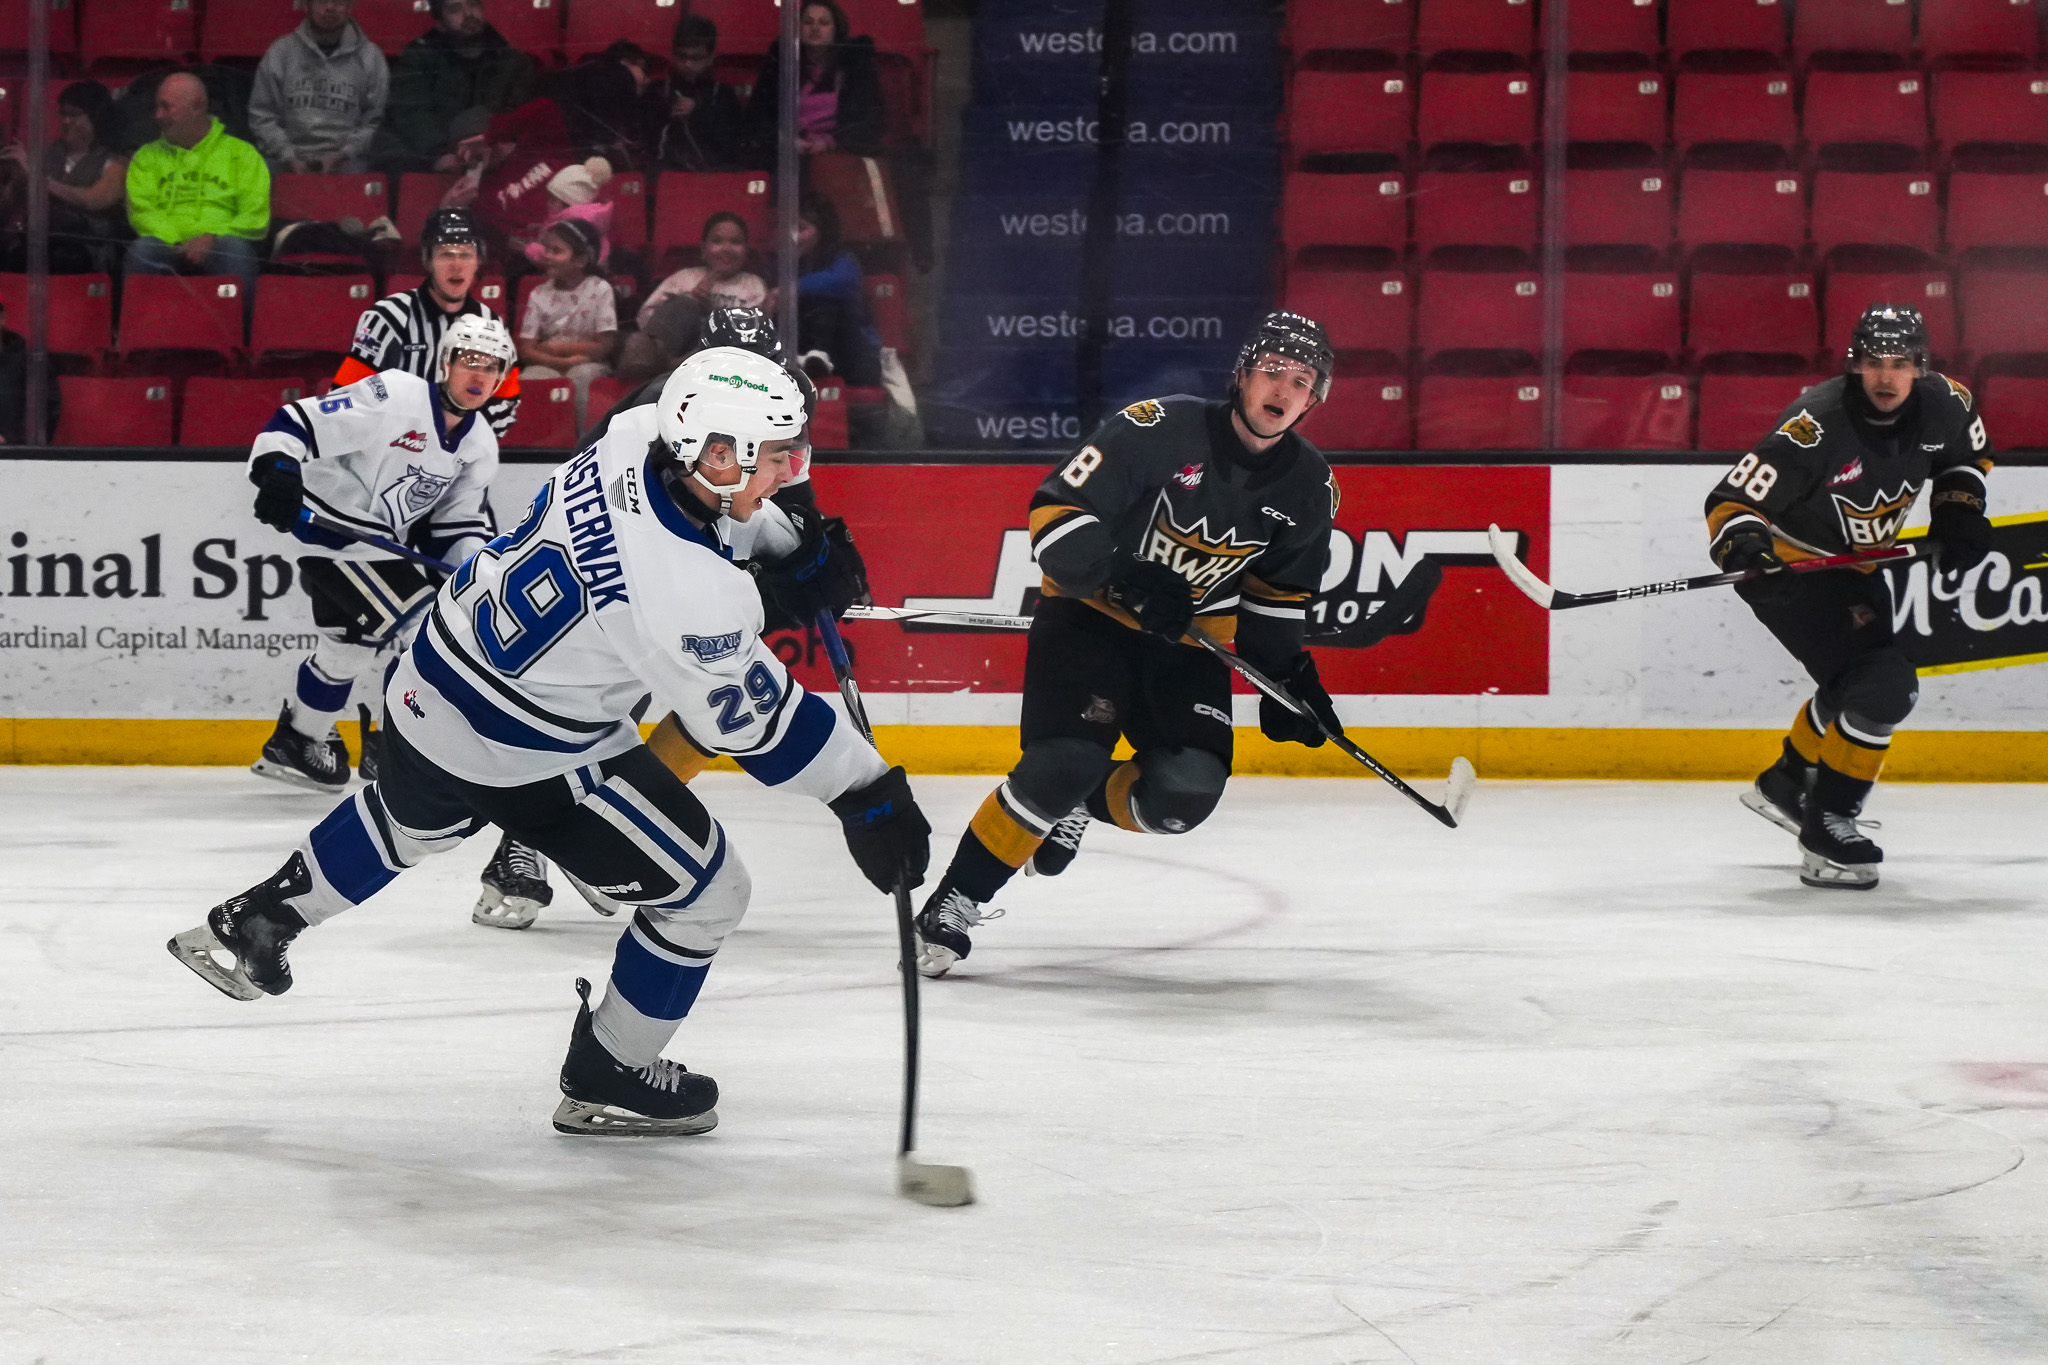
[1706,304,1994,889]
[912,312,1344,977]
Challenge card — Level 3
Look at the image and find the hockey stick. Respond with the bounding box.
[1486,523,1918,610]
[842,607,1474,828]
[812,608,976,1209]
[293,509,459,575]
[1184,629,1476,830]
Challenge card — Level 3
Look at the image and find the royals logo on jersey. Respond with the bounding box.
[380,464,457,524]
[1138,490,1267,597]
[1832,481,1920,547]
[681,631,743,663]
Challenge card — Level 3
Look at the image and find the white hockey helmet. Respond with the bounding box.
[435,312,516,384]
[655,346,808,509]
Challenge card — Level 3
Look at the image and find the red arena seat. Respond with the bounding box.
[1568,0,1662,54]
[1689,269,1819,354]
[1560,270,1682,356]
[1960,266,2048,356]
[80,0,196,64]
[117,275,244,367]
[1416,0,1535,56]
[1980,370,2048,446]
[1290,0,1414,56]
[394,172,462,250]
[1920,0,2041,63]
[1948,168,2048,253]
[1301,354,1413,449]
[0,271,114,365]
[1677,167,1805,254]
[0,0,80,55]
[1562,167,1673,249]
[841,0,929,56]
[1696,370,1825,447]
[1418,268,1544,357]
[1412,169,1540,256]
[1802,69,1929,151]
[651,171,775,258]
[1826,267,1957,356]
[600,171,649,253]
[1566,69,1667,145]
[200,0,304,59]
[1290,69,1412,161]
[1810,169,1940,257]
[1667,0,1788,59]
[1934,71,2048,154]
[1417,372,1545,448]
[1283,170,1410,256]
[480,0,564,56]
[1284,267,1414,352]
[251,275,378,373]
[270,173,389,225]
[1561,371,1693,449]
[1793,0,1915,58]
[1417,69,1537,149]
[500,377,581,448]
[868,272,911,353]
[1673,69,1797,153]
[350,0,437,52]
[55,376,175,446]
[179,376,315,447]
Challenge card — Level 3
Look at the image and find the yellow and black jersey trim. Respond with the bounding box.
[1239,573,1312,623]
[1028,503,1099,557]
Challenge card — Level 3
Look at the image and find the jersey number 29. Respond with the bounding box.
[453,485,588,675]
[708,662,780,734]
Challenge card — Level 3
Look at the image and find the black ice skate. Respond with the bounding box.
[1739,742,1815,835]
[250,704,350,793]
[913,883,1004,979]
[166,861,312,1001]
[1799,809,1883,890]
[473,832,554,929]
[1026,807,1090,877]
[356,704,384,783]
[553,978,718,1136]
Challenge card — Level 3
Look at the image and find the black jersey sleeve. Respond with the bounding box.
[1026,408,1165,597]
[1929,374,1994,512]
[1704,405,1831,560]
[1233,469,1334,670]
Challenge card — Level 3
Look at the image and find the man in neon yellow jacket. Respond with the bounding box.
[125,73,270,311]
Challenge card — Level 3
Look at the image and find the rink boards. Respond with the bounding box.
[2,455,2046,778]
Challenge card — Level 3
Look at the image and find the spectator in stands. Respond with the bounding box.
[520,159,614,271]
[793,191,880,387]
[618,210,767,382]
[517,217,616,428]
[0,299,60,445]
[1,80,128,275]
[557,41,659,168]
[743,1,884,165]
[377,0,536,174]
[440,98,577,263]
[248,0,389,175]
[654,15,747,172]
[124,73,268,303]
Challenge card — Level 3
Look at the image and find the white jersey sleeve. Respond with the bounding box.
[248,370,499,562]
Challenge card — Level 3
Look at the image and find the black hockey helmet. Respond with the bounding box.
[1845,303,1930,371]
[1234,310,1335,402]
[697,305,818,422]
[420,207,485,259]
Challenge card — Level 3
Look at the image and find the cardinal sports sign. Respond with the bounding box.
[780,464,1549,697]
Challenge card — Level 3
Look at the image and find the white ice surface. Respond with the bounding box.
[4,768,2048,1364]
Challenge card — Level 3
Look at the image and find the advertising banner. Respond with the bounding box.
[1892,511,2048,674]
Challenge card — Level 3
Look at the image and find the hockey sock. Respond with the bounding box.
[289,657,356,739]
[1810,760,1877,818]
[592,909,715,1066]
[1819,715,1890,789]
[1787,699,1829,766]
[1093,760,1145,832]
[288,786,482,925]
[932,783,1052,902]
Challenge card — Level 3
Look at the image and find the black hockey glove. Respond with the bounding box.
[1929,495,1992,575]
[1103,555,1196,640]
[1717,524,1798,603]
[754,504,871,634]
[250,453,305,534]
[1258,651,1341,749]
[828,765,932,893]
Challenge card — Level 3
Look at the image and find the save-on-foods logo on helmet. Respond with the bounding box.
[708,372,769,393]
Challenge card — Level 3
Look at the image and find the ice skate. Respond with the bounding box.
[355,704,384,783]
[1740,743,1814,835]
[552,978,718,1136]
[562,868,622,917]
[1799,809,1883,889]
[473,833,554,929]
[913,883,1003,978]
[1026,807,1090,877]
[167,876,310,1000]
[250,704,351,793]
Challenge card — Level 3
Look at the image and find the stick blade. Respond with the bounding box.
[1443,757,1477,826]
[898,1154,975,1207]
[1487,523,1555,609]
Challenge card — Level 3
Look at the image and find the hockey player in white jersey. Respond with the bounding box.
[169,347,932,1137]
[245,314,514,792]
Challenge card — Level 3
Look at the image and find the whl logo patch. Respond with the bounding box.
[1831,481,1920,548]
[1173,462,1203,489]
[1829,457,1864,486]
[390,429,428,453]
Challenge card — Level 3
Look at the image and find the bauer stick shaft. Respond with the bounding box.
[1487,524,1917,610]
[841,607,1475,828]
[812,609,973,1207]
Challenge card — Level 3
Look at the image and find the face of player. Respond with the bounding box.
[1856,354,1920,413]
[427,245,478,308]
[443,349,504,412]
[701,219,749,278]
[693,437,797,520]
[1237,356,1320,438]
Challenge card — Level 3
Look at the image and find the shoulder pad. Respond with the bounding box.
[1932,372,1974,409]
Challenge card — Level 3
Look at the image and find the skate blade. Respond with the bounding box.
[550,1096,718,1136]
[1799,849,1880,890]
[913,936,959,979]
[898,1154,975,1207]
[249,758,348,794]
[563,871,622,918]
[472,886,540,930]
[166,925,264,1001]
[1740,788,1803,836]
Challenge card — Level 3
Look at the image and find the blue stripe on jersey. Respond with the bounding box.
[295,660,353,714]
[262,405,313,443]
[411,625,617,755]
[308,792,401,905]
[734,691,836,787]
[643,455,733,559]
[592,785,724,884]
[608,923,713,1020]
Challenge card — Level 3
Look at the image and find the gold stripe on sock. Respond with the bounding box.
[648,713,715,784]
[1789,703,1825,764]
[1819,723,1888,782]
[1104,760,1145,832]
[967,789,1045,869]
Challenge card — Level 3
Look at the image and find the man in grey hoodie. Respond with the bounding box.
[248,0,389,174]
